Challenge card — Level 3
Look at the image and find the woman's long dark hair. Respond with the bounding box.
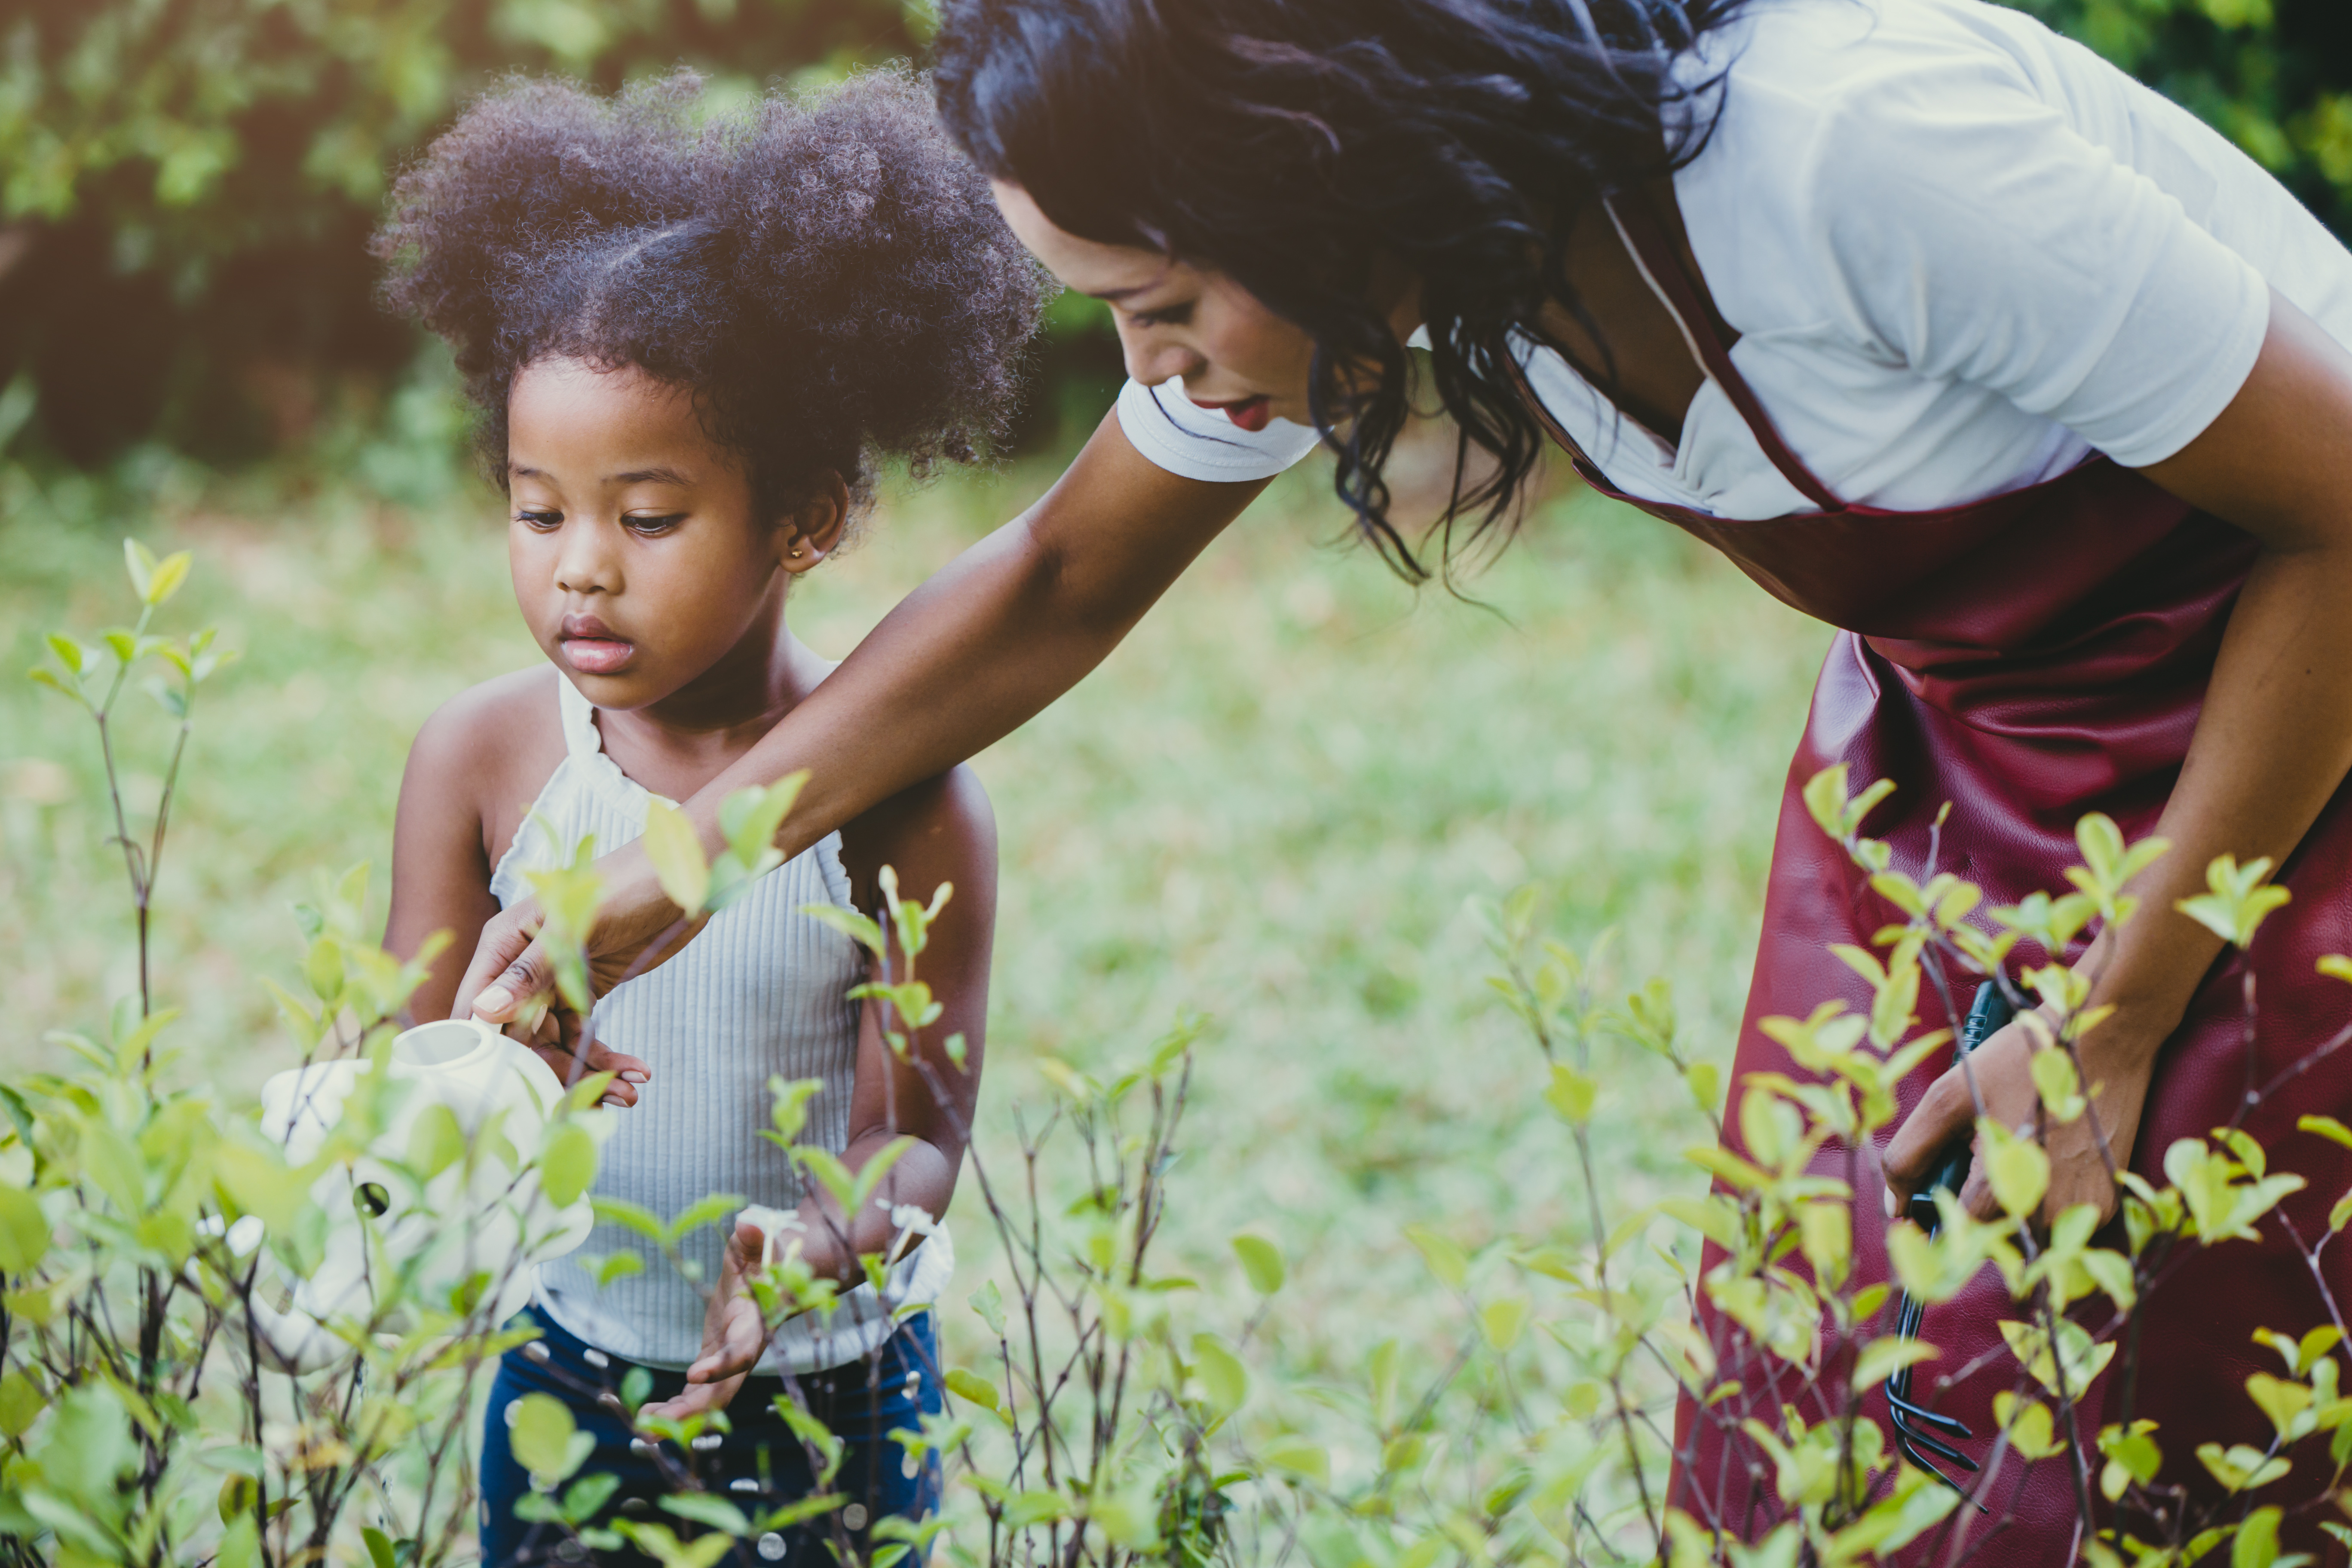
[933,0,1742,580]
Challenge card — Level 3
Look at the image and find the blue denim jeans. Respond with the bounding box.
[480,1305,943,1568]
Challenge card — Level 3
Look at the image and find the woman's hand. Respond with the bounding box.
[639,1219,774,1424]
[455,845,696,1038]
[1881,1004,2166,1228]
[456,884,660,1108]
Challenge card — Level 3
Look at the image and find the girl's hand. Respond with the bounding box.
[640,1219,772,1423]
[1880,1007,2166,1228]
[525,1035,652,1110]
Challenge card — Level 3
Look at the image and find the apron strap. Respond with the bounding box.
[1603,193,1848,514]
[1500,349,1614,493]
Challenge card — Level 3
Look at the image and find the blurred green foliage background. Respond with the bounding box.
[0,0,2344,480]
[0,0,1119,475]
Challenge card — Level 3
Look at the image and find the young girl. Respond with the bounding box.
[373,70,1043,1566]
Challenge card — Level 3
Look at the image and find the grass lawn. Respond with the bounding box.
[0,441,1827,1444]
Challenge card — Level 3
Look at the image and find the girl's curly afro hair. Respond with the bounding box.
[373,67,1051,518]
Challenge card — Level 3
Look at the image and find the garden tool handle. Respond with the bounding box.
[1906,981,2018,1234]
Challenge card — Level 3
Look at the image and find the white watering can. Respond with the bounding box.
[242,1017,600,1372]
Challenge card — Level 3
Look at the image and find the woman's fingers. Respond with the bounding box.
[469,934,559,1028]
[1880,1060,1976,1218]
[454,901,547,1022]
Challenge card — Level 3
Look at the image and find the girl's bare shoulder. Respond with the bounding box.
[400,666,569,859]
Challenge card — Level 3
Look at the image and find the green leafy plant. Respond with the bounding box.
[1222,771,2352,1565]
[510,804,1256,1568]
[3,545,600,1568]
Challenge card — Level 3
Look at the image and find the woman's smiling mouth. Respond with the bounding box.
[559,613,635,674]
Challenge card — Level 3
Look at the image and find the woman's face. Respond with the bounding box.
[505,357,821,716]
[992,181,1317,432]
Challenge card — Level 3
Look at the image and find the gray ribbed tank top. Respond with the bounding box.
[489,676,953,1372]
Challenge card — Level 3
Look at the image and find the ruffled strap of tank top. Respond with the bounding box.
[555,677,605,759]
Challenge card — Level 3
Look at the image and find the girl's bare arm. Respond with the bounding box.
[387,669,650,1103]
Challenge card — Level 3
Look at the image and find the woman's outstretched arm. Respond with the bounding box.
[455,409,1271,1027]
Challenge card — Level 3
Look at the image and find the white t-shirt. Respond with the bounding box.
[1115,0,2352,522]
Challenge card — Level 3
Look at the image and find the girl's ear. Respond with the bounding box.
[779,473,852,575]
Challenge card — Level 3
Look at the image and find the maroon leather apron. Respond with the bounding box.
[1525,201,2352,1558]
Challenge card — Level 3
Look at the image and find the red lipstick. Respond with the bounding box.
[1189,395,1273,434]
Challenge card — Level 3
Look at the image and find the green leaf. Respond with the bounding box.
[0,1371,43,1436]
[643,800,711,919]
[594,1197,666,1241]
[2030,1049,2086,1123]
[1980,1119,2050,1219]
[559,1471,621,1525]
[1803,764,1852,839]
[1192,1333,1248,1414]
[2000,1317,2116,1400]
[753,1492,846,1534]
[660,1493,751,1536]
[718,775,808,869]
[970,1279,1006,1337]
[407,1104,466,1181]
[0,1187,49,1274]
[2233,1505,2284,1568]
[1480,1296,1530,1351]
[125,539,158,600]
[509,1393,587,1485]
[304,935,346,1005]
[81,1116,146,1214]
[797,903,887,959]
[615,1522,740,1568]
[666,1194,749,1243]
[1403,1225,1468,1290]
[218,1514,260,1568]
[363,1526,398,1568]
[2176,855,2291,950]
[144,551,193,607]
[1545,1062,1598,1125]
[1259,1436,1329,1488]
[2302,1114,2352,1149]
[539,1124,597,1209]
[844,1136,915,1217]
[1231,1233,1285,1295]
[766,1076,823,1144]
[943,1369,999,1412]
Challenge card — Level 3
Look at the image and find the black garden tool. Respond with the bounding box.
[1884,980,2017,1500]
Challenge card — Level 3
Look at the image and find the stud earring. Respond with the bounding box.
[789,541,806,559]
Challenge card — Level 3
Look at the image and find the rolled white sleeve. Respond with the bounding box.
[1114,377,1323,483]
[1802,53,2270,468]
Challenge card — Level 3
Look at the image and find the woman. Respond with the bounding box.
[453,0,2352,1550]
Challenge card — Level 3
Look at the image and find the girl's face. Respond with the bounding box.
[505,357,829,716]
[992,181,1317,432]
